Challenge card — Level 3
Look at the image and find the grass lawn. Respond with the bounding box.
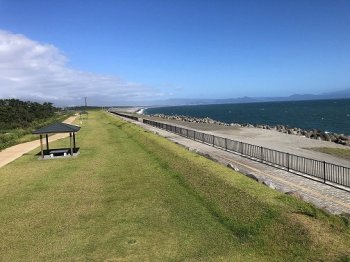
[309,147,350,161]
[0,111,349,261]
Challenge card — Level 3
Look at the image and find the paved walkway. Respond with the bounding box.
[113,113,350,215]
[0,116,77,168]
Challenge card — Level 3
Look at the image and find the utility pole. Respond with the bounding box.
[84,97,87,107]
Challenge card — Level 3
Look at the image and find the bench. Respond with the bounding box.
[49,149,70,157]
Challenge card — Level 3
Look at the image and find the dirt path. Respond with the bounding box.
[0,116,77,168]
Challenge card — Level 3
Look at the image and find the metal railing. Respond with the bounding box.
[111,112,139,121]
[110,111,350,189]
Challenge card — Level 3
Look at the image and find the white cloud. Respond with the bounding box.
[0,30,160,105]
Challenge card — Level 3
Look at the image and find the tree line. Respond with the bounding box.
[0,99,57,130]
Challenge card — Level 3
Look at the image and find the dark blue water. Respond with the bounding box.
[145,99,350,135]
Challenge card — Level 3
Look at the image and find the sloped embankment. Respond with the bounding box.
[0,111,348,261]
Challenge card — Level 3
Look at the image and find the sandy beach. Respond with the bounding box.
[145,115,350,168]
[108,107,350,167]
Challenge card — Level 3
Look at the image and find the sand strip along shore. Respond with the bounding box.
[0,115,78,168]
[144,115,350,168]
[109,109,350,167]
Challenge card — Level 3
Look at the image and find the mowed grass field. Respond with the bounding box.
[0,111,349,261]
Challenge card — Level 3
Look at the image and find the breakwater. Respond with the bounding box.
[150,113,350,146]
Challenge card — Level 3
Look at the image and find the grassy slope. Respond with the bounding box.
[310,147,350,161]
[0,111,349,261]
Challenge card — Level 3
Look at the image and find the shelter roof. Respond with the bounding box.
[33,123,81,134]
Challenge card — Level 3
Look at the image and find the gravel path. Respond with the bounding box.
[0,116,77,168]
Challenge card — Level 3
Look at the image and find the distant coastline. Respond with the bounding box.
[139,88,350,107]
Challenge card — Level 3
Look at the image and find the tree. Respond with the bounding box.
[0,99,58,130]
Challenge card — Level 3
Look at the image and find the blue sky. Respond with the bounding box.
[0,0,349,105]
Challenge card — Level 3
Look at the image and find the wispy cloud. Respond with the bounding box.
[0,30,160,105]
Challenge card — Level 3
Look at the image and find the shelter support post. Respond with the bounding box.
[73,132,76,151]
[70,132,73,156]
[40,135,44,159]
[45,134,49,151]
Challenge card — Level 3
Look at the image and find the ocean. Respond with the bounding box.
[144,99,350,135]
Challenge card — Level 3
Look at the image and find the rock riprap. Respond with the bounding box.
[150,113,350,146]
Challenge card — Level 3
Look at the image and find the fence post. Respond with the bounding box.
[186,128,188,138]
[194,130,196,141]
[287,153,290,171]
[212,135,215,146]
[260,146,263,162]
[225,138,227,150]
[323,161,326,183]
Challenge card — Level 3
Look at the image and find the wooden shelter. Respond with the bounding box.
[32,123,81,159]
